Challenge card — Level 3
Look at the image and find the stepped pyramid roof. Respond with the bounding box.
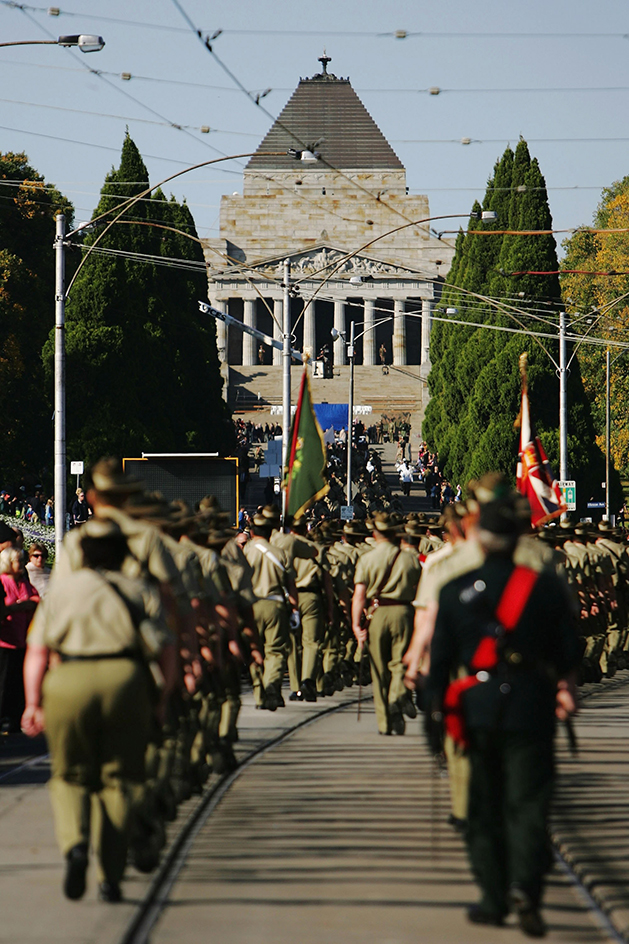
[246,54,404,173]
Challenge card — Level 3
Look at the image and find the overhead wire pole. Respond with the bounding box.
[559,311,568,484]
[346,320,355,507]
[54,211,66,555]
[282,259,291,525]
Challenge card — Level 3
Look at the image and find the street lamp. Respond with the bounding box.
[0,35,105,52]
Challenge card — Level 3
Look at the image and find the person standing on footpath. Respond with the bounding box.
[21,518,177,903]
[425,484,580,937]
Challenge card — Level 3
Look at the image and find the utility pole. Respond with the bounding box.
[54,212,66,554]
[606,347,611,520]
[281,259,291,524]
[559,311,568,483]
[346,320,355,507]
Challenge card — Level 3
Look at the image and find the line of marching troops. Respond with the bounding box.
[21,456,627,903]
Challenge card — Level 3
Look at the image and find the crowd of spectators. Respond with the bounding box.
[396,441,461,511]
[0,488,54,526]
[0,522,49,737]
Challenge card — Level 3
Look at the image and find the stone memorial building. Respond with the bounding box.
[203,55,454,425]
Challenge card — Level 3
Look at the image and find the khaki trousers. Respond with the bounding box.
[253,599,290,698]
[298,591,324,683]
[43,659,151,884]
[367,604,413,733]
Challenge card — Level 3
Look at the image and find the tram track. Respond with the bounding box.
[118,695,361,944]
[118,680,624,944]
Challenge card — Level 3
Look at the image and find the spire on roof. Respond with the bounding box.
[318,51,332,74]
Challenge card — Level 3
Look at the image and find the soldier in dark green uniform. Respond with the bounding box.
[426,486,580,937]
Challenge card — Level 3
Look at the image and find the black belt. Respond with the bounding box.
[59,650,138,663]
[298,585,320,593]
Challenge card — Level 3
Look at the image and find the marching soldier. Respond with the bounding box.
[244,511,298,711]
[351,512,421,735]
[426,485,579,936]
[21,519,178,902]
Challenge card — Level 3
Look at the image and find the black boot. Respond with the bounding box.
[63,842,88,900]
[99,881,122,903]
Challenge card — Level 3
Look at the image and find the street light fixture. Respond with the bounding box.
[0,35,105,52]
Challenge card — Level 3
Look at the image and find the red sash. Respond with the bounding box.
[443,566,539,748]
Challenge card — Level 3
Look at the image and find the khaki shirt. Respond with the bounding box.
[220,539,256,606]
[354,540,421,602]
[270,531,317,572]
[28,568,172,656]
[414,539,484,609]
[243,537,289,601]
[55,506,185,601]
[162,532,206,603]
[562,540,591,583]
[293,536,325,590]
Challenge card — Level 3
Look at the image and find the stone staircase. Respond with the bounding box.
[226,364,429,432]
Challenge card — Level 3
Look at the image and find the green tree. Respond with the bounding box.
[44,133,234,465]
[562,178,629,485]
[424,140,606,509]
[0,152,73,486]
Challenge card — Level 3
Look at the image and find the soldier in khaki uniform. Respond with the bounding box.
[352,512,421,735]
[289,517,334,702]
[21,519,177,902]
[244,512,298,711]
[265,506,318,696]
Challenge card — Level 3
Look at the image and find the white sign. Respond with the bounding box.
[340,505,354,520]
[559,480,576,512]
[70,461,84,475]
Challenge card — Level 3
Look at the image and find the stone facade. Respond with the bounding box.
[202,58,454,403]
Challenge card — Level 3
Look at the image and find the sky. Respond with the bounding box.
[1,0,629,254]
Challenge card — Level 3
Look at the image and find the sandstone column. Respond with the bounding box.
[243,298,256,366]
[334,298,346,365]
[212,298,228,363]
[421,298,432,379]
[363,297,376,365]
[393,298,407,366]
[273,297,282,366]
[303,299,316,361]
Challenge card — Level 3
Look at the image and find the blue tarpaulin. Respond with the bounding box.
[314,403,349,431]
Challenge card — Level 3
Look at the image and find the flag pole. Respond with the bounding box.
[281,259,291,529]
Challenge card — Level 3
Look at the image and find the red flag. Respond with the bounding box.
[516,354,566,527]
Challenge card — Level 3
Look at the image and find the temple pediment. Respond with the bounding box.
[211,244,429,283]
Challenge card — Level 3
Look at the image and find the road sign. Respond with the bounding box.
[340,505,354,520]
[70,461,84,475]
[559,480,576,512]
[587,502,605,509]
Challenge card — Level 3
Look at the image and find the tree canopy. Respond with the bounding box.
[424,140,607,509]
[43,133,234,466]
[0,152,73,486]
[561,178,629,481]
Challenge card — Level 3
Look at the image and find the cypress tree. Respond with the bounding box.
[0,152,72,486]
[43,133,234,465]
[425,140,606,507]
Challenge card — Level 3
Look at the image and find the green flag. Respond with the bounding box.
[284,368,329,517]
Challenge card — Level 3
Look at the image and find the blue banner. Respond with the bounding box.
[314,403,349,431]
